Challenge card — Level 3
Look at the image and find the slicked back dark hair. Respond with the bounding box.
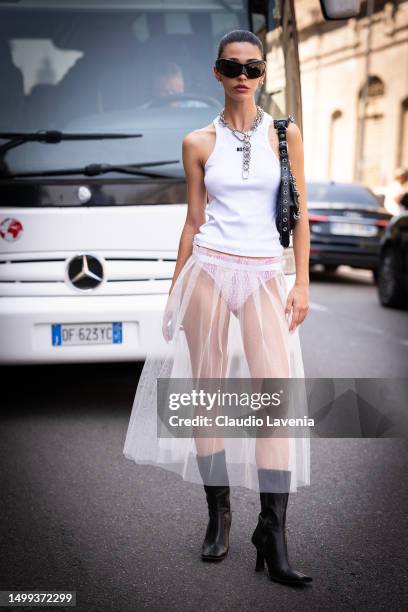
[216,30,264,60]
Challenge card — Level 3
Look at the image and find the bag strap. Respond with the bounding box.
[273,116,295,247]
[273,115,294,161]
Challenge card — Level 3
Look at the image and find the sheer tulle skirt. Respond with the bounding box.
[123,243,310,492]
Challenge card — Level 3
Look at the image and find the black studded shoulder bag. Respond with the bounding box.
[273,115,301,248]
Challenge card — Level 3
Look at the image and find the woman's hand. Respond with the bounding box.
[285,283,309,334]
[162,307,173,343]
[162,285,176,343]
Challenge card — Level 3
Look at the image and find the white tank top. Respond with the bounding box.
[193,110,283,257]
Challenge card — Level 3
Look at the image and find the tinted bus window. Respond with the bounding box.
[0,1,247,188]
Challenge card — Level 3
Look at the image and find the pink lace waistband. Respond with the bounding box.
[192,243,284,271]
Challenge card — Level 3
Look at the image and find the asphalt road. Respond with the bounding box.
[1,266,407,612]
[304,265,408,378]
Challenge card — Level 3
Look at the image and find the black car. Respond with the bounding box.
[307,181,392,279]
[376,212,408,309]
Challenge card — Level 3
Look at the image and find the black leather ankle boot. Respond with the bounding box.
[201,484,231,561]
[196,449,231,562]
[251,468,312,585]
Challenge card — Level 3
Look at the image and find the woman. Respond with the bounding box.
[123,29,312,586]
[384,167,408,216]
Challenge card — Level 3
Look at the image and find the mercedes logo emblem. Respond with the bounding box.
[66,254,104,291]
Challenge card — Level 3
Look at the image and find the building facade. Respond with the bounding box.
[294,0,408,208]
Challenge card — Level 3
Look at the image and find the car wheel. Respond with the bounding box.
[377,246,407,308]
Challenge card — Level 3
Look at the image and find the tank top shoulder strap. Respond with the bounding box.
[260,110,273,136]
[204,114,223,169]
[260,111,275,150]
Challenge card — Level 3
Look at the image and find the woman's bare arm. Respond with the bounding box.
[168,131,207,295]
[284,121,310,332]
[286,121,310,287]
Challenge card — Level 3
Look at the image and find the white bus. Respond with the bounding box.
[0,0,361,364]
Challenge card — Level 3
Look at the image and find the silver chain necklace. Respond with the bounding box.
[218,105,264,180]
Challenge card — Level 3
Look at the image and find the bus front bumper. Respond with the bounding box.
[0,294,168,365]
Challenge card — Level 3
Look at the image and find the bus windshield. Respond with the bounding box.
[0,0,249,178]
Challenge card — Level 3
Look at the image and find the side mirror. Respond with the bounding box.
[320,0,362,20]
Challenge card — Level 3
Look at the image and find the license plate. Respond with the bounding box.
[330,222,378,237]
[52,322,122,346]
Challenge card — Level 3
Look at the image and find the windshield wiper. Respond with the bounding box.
[0,161,181,180]
[0,130,143,154]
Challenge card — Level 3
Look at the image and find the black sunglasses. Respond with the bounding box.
[215,58,266,79]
